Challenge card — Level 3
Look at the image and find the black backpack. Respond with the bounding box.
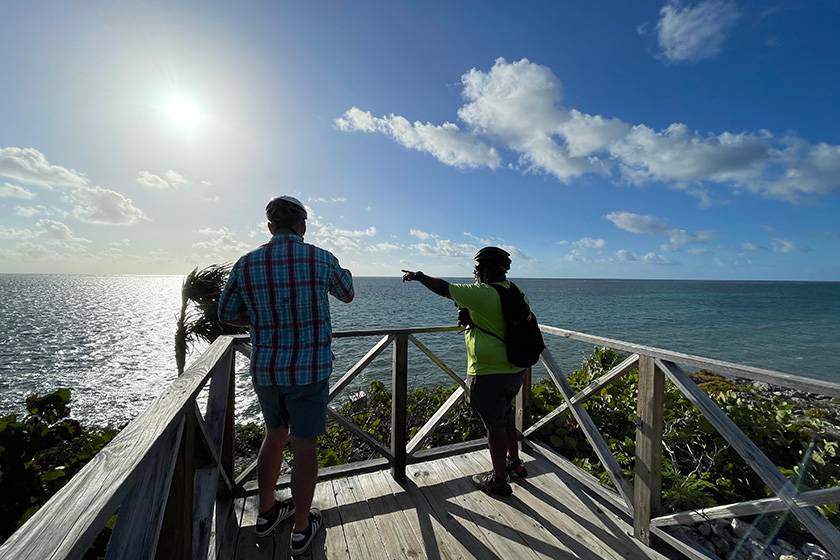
[463,282,546,368]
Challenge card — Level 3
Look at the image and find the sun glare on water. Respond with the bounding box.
[165,95,203,129]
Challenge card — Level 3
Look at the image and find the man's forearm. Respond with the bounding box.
[418,274,450,298]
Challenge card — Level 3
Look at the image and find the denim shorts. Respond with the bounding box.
[466,371,524,434]
[253,379,329,439]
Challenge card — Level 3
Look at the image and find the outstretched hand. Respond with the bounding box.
[401,269,422,282]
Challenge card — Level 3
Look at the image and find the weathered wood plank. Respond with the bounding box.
[454,454,571,560]
[524,353,639,437]
[408,335,467,390]
[332,326,461,338]
[222,350,236,481]
[406,386,465,456]
[207,495,237,560]
[192,467,220,559]
[193,405,233,495]
[391,335,408,481]
[329,335,392,402]
[658,359,840,557]
[204,349,234,454]
[540,325,840,397]
[104,418,184,560]
[409,438,487,463]
[515,367,532,448]
[526,438,629,515]
[312,480,348,560]
[0,337,236,560]
[382,467,476,559]
[540,350,635,511]
[651,485,840,526]
[157,399,199,559]
[649,527,717,560]
[429,456,541,560]
[405,458,501,559]
[633,355,664,545]
[332,475,389,560]
[239,457,390,497]
[355,470,425,558]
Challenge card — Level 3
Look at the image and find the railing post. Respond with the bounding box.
[633,355,664,545]
[221,348,235,481]
[156,406,196,559]
[391,334,408,481]
[516,367,532,450]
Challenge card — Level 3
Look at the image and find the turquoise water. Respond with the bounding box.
[1,275,838,425]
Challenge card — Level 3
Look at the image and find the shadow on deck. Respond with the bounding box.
[234,448,669,560]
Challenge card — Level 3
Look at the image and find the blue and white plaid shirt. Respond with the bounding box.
[218,232,354,386]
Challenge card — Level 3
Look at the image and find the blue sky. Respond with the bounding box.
[1,1,839,279]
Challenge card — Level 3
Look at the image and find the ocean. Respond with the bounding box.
[1,274,838,426]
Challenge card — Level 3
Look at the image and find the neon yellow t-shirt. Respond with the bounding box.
[448,281,523,376]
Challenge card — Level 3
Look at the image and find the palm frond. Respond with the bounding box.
[175,263,248,374]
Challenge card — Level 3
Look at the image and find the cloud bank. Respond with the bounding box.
[336,58,840,202]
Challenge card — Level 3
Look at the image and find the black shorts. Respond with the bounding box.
[466,371,524,434]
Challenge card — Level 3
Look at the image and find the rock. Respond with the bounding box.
[710,519,731,539]
[776,539,796,553]
[801,542,830,559]
[731,518,764,541]
[779,555,798,560]
[753,381,771,391]
[698,522,712,537]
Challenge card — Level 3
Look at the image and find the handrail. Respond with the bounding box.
[4,323,839,559]
[540,324,840,397]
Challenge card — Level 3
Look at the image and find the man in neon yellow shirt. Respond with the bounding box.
[402,246,527,497]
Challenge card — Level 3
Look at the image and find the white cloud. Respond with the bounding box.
[605,211,670,234]
[0,147,88,188]
[771,238,798,253]
[415,239,477,258]
[615,249,676,265]
[606,211,711,253]
[572,237,607,249]
[0,226,36,241]
[657,1,740,62]
[192,227,251,257]
[335,107,501,169]
[661,228,713,251]
[0,183,36,199]
[409,229,438,240]
[741,242,760,251]
[338,58,840,202]
[68,186,148,225]
[14,206,40,217]
[367,242,402,252]
[137,170,188,189]
[331,226,376,238]
[308,196,347,203]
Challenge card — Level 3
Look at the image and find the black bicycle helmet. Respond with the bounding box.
[474,246,511,271]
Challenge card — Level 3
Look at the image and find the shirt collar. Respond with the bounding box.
[270,232,303,242]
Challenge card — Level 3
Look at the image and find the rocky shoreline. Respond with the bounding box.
[664,378,840,560]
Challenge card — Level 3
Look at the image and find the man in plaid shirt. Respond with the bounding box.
[218,195,353,553]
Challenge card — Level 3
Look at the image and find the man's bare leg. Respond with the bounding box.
[258,426,290,513]
[290,435,318,531]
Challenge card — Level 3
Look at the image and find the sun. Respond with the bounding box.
[165,95,203,129]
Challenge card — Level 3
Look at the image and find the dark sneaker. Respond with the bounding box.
[471,472,513,497]
[506,458,528,479]
[290,509,323,555]
[255,498,295,537]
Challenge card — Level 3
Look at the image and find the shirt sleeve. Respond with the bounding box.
[448,283,487,311]
[329,256,354,303]
[218,258,247,323]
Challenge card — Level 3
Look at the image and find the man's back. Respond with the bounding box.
[219,232,353,386]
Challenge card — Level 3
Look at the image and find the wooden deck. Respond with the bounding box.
[233,448,670,560]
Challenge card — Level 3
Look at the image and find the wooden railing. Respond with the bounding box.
[528,325,840,560]
[1,324,839,560]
